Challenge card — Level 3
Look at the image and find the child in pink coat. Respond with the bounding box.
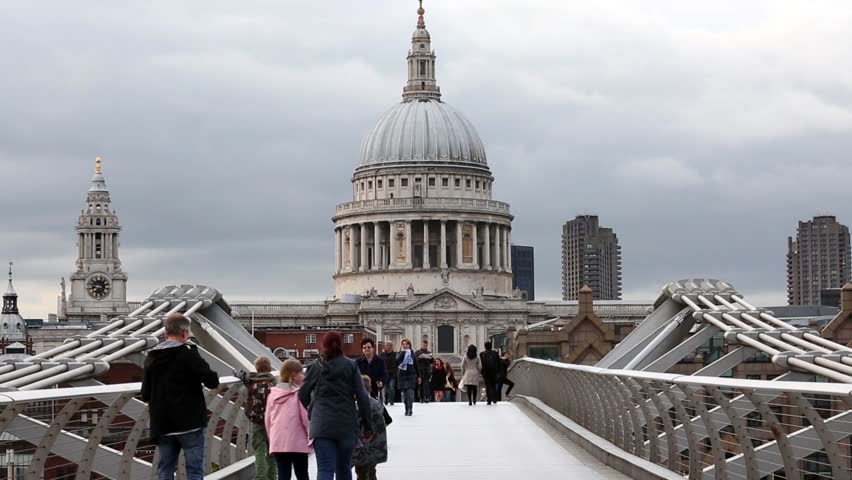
[266,359,311,480]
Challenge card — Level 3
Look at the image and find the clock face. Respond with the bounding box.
[87,274,111,300]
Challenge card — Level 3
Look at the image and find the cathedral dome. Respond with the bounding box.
[358,98,487,170]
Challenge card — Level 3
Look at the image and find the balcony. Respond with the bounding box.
[334,197,512,218]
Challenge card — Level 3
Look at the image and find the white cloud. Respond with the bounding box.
[614,157,703,187]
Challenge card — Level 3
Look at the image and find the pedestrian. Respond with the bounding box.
[414,339,433,403]
[299,331,373,480]
[461,345,482,406]
[141,313,219,480]
[429,358,448,402]
[443,362,458,403]
[396,338,420,416]
[266,359,311,480]
[496,351,515,401]
[380,342,398,406]
[479,341,501,405]
[352,375,388,480]
[236,356,278,480]
[356,338,387,400]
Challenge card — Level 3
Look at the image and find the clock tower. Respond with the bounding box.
[63,157,128,322]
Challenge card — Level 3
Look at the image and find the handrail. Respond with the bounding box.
[509,358,852,479]
[0,375,248,479]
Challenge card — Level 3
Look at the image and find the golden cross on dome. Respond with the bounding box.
[95,156,102,174]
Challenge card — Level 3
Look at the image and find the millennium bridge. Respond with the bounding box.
[1,280,850,479]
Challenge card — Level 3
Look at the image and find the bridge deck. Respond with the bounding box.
[300,401,628,479]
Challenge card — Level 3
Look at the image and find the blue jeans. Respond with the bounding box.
[313,437,355,480]
[157,429,205,480]
[402,387,415,412]
[383,377,396,405]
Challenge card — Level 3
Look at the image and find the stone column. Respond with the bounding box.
[389,222,398,269]
[472,222,479,268]
[507,228,512,272]
[349,225,357,272]
[106,233,112,259]
[455,221,464,268]
[113,234,119,260]
[360,223,368,272]
[340,227,346,272]
[494,225,502,272]
[405,220,413,268]
[440,220,448,269]
[373,222,381,270]
[334,228,341,273]
[423,220,430,269]
[376,323,383,347]
[78,234,84,260]
[483,223,491,270]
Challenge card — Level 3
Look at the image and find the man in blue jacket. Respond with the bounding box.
[356,338,388,399]
[142,313,219,480]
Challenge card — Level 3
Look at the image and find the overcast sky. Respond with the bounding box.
[2,1,852,318]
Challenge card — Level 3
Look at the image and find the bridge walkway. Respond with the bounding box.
[299,401,628,480]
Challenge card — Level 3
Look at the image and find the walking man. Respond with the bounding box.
[380,342,398,405]
[142,313,220,480]
[479,341,501,405]
[356,337,388,399]
[414,339,434,403]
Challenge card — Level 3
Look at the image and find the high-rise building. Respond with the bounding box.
[511,245,535,300]
[787,215,850,305]
[562,215,622,300]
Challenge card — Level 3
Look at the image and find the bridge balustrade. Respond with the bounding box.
[510,358,852,479]
[0,376,250,479]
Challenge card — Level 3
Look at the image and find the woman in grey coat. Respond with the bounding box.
[396,338,420,416]
[299,332,373,480]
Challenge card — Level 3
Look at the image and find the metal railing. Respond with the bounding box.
[0,377,250,479]
[334,197,511,216]
[510,358,852,480]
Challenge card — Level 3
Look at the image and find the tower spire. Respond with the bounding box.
[95,156,102,174]
[402,0,441,100]
[3,259,17,315]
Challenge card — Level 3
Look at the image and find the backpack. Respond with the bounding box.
[482,351,499,374]
[245,379,273,424]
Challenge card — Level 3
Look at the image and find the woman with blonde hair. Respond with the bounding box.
[266,359,311,480]
[395,338,420,416]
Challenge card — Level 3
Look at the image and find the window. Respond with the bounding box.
[454,178,461,188]
[428,178,435,187]
[306,334,317,344]
[475,180,480,189]
[389,179,395,188]
[360,182,365,191]
[419,60,427,75]
[368,181,373,189]
[377,179,383,188]
[466,179,471,188]
[401,178,409,187]
[343,333,354,344]
[442,177,449,187]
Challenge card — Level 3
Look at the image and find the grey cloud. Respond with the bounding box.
[2,0,851,317]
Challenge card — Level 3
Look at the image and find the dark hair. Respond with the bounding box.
[361,337,375,348]
[164,314,190,336]
[322,331,343,360]
[466,345,477,360]
[484,341,493,350]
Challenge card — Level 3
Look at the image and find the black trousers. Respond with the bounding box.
[483,376,498,404]
[274,452,309,480]
[496,378,515,401]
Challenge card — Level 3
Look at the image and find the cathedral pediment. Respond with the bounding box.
[405,288,487,312]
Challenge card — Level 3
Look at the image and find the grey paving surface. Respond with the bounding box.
[300,401,630,479]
